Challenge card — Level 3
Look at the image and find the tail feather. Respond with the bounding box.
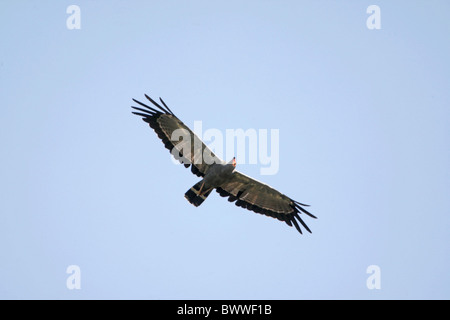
[185,181,212,207]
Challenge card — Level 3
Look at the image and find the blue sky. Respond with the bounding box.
[1,1,449,299]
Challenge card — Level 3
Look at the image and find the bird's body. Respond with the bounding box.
[132,94,317,235]
[203,161,235,189]
[184,160,236,207]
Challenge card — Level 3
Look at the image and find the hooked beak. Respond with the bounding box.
[232,157,236,167]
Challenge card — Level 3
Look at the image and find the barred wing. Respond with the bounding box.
[132,94,222,177]
[216,171,317,234]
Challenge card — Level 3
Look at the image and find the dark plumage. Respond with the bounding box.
[132,94,317,235]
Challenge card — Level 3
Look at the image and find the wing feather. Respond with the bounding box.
[216,171,316,234]
[132,94,223,177]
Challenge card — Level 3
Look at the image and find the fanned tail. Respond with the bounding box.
[185,180,212,207]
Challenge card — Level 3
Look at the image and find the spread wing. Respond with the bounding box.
[216,171,317,234]
[131,94,222,177]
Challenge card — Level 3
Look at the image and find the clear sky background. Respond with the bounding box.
[1,1,449,299]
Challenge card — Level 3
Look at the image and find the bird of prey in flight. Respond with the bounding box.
[132,94,316,234]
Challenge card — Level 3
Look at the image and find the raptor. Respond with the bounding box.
[131,94,317,234]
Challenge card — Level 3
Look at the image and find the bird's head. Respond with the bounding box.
[226,157,236,169]
[231,157,236,168]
